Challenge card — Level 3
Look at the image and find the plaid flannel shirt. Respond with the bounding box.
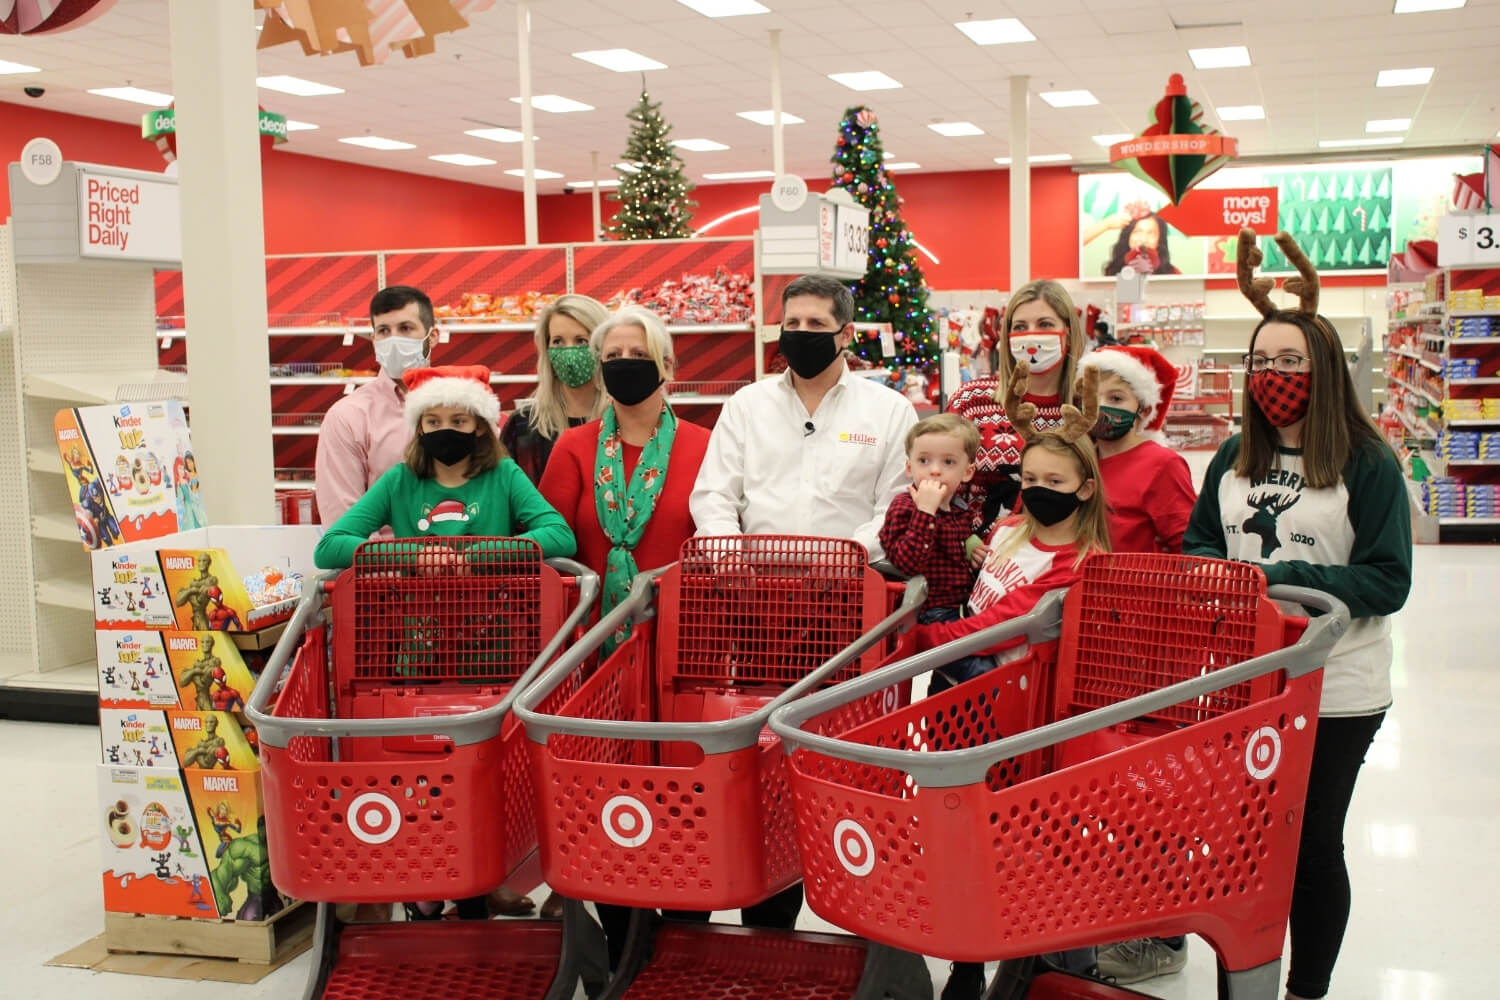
[878,489,982,608]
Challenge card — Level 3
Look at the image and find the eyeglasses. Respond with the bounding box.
[1243,353,1311,373]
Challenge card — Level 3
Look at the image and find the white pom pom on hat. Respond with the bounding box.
[402,365,500,433]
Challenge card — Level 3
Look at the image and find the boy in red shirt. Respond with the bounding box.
[1078,345,1196,553]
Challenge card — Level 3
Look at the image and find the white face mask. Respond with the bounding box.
[1009,332,1064,375]
[373,335,428,379]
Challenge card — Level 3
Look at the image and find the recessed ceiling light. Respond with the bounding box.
[1376,67,1434,87]
[929,121,984,137]
[511,94,595,114]
[674,0,768,15]
[568,179,622,188]
[703,170,776,180]
[430,153,496,167]
[828,71,903,91]
[1188,45,1251,69]
[504,168,565,179]
[953,17,1035,45]
[88,86,173,106]
[1217,105,1265,120]
[1039,90,1098,108]
[338,136,416,150]
[885,161,921,171]
[615,162,640,173]
[0,59,41,74]
[1366,118,1412,132]
[1393,0,1464,11]
[674,138,731,151]
[994,154,1073,165]
[1093,133,1133,146]
[256,74,344,97]
[737,110,805,126]
[1319,136,1405,148]
[465,127,537,143]
[572,48,667,73]
[284,120,319,132]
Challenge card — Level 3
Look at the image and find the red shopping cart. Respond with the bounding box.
[245,538,605,1000]
[512,535,934,1000]
[769,553,1350,1000]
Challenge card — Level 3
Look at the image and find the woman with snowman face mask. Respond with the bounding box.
[945,280,1088,566]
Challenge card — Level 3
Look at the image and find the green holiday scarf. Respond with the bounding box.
[594,402,677,654]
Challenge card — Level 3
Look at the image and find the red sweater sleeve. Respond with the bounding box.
[538,425,590,529]
[1153,450,1197,554]
[915,558,1080,655]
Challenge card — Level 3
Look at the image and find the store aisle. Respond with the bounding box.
[8,544,1492,1000]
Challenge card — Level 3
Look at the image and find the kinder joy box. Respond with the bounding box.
[99,709,179,769]
[168,710,260,772]
[97,630,258,712]
[54,401,201,550]
[98,765,217,918]
[183,768,284,920]
[91,525,321,631]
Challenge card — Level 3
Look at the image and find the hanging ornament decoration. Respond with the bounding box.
[1110,73,1237,206]
[856,108,878,130]
[0,0,118,34]
[141,104,288,164]
[255,0,495,66]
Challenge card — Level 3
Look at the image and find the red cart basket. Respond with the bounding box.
[513,535,935,1000]
[246,538,606,1000]
[769,553,1350,1000]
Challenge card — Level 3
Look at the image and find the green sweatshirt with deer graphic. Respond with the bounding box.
[1183,434,1412,717]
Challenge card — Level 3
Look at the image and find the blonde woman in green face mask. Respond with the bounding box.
[502,294,611,484]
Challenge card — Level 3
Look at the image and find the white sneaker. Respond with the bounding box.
[1095,938,1188,985]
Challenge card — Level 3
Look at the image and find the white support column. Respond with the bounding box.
[1009,75,1031,290]
[769,29,785,176]
[167,0,274,524]
[591,150,602,241]
[517,1,538,246]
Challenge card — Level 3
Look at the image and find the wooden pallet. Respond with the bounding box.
[103,898,314,966]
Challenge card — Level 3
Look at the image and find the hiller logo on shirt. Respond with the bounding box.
[838,432,879,447]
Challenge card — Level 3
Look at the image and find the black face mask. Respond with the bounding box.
[601,358,664,406]
[1021,485,1087,527]
[422,428,479,466]
[779,329,842,380]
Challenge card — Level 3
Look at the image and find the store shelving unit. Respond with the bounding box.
[1384,267,1500,542]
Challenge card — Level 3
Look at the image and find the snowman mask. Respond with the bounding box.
[1009,332,1065,375]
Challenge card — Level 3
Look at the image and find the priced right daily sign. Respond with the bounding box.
[1438,214,1500,267]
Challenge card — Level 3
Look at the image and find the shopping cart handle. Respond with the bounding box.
[769,586,1349,789]
[245,573,337,723]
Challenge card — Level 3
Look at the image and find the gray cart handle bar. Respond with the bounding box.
[245,558,598,749]
[767,584,1348,789]
[513,564,929,756]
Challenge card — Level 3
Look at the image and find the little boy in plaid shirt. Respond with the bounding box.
[879,413,989,687]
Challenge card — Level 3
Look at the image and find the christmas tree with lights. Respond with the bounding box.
[609,89,696,240]
[829,106,934,367]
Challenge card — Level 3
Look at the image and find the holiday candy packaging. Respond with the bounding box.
[97,766,216,919]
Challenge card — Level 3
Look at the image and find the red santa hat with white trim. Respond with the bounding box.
[402,365,500,433]
[1078,345,1178,435]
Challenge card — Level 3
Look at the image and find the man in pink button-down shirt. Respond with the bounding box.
[314,286,438,524]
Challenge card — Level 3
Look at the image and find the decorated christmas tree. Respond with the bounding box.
[608,89,696,240]
[829,106,934,367]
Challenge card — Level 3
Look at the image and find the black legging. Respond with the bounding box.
[595,886,805,970]
[1285,712,1384,999]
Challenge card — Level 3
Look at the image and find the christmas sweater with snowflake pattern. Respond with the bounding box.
[1183,435,1412,717]
[945,377,1065,524]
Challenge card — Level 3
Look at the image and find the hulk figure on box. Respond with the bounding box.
[211,816,284,921]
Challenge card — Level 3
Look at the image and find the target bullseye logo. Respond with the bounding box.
[347,792,402,845]
[881,687,897,713]
[833,819,876,877]
[1245,727,1282,780]
[601,795,653,848]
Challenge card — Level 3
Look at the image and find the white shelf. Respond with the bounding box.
[273,481,314,491]
[271,426,321,436]
[1447,377,1500,386]
[26,449,63,475]
[1440,337,1500,346]
[1202,346,1374,355]
[1441,459,1500,467]
[31,512,82,543]
[160,321,753,340]
[1388,375,1443,408]
[1394,410,1437,440]
[665,394,733,405]
[1447,311,1500,319]
[1447,418,1500,426]
[23,369,188,404]
[268,373,539,387]
[1439,517,1500,526]
[35,576,92,611]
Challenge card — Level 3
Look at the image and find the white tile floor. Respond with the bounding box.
[5,544,1494,1000]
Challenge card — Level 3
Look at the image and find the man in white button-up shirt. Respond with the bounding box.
[690,274,918,564]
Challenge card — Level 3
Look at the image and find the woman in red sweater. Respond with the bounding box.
[539,305,711,640]
[538,304,711,963]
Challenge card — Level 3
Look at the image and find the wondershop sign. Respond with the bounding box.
[1158,187,1279,236]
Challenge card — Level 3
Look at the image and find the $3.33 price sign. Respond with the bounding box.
[1438,214,1500,267]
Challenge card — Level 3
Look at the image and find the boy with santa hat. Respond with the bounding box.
[1078,346,1197,554]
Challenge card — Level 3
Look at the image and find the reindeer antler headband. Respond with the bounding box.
[1236,227,1320,318]
[1004,360,1100,446]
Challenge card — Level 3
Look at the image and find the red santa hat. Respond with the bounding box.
[402,365,500,433]
[1078,345,1178,433]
